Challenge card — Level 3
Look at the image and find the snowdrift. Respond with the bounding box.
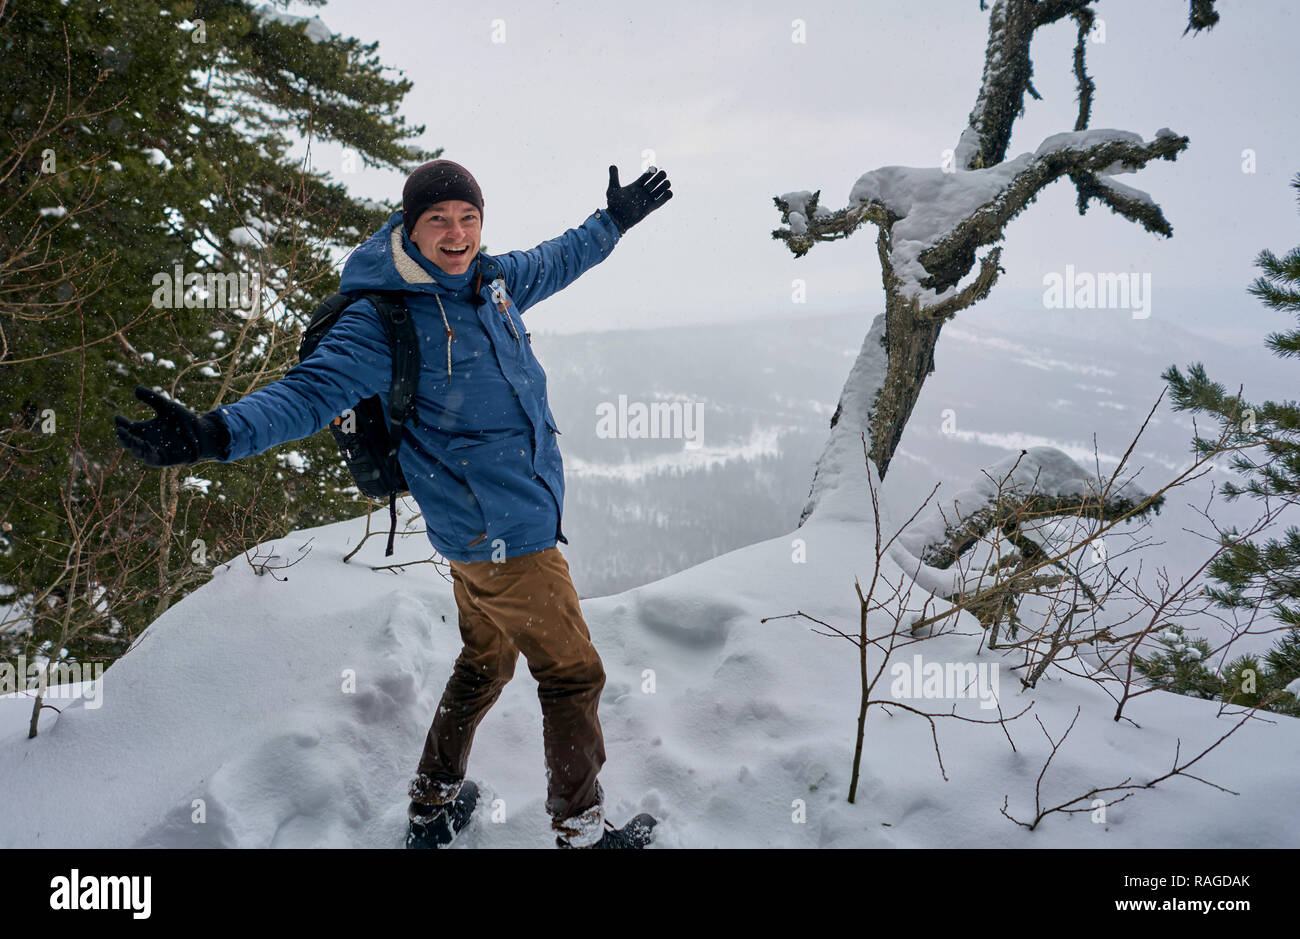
[2,493,1297,848]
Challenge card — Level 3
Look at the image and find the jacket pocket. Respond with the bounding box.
[424,456,483,549]
[448,433,554,551]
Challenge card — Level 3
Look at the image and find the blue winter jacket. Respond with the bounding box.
[210,207,622,562]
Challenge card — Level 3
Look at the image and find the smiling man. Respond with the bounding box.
[114,158,673,848]
[409,200,479,273]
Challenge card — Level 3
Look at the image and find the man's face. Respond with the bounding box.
[409,199,482,275]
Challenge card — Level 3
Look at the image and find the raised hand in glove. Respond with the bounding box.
[114,385,230,467]
[605,165,673,234]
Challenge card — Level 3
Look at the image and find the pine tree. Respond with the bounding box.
[1133,624,1220,700]
[1162,171,1300,717]
[1264,631,1300,716]
[1,1,434,682]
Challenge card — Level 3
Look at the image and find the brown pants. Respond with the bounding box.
[411,546,607,829]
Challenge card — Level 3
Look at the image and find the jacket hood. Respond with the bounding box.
[339,210,501,299]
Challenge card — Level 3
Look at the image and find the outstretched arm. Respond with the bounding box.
[216,300,394,461]
[495,210,621,314]
[497,164,672,313]
[114,299,393,466]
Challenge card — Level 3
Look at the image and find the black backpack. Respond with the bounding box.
[298,290,421,557]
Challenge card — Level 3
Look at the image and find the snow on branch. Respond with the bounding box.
[255,3,334,44]
[774,128,1187,305]
[894,445,1161,572]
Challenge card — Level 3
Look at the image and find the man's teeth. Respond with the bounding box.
[443,246,468,254]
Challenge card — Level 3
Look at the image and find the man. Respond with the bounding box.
[114,159,673,848]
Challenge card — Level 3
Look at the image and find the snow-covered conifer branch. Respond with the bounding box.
[916,130,1188,294]
[894,447,1161,573]
[777,129,1187,301]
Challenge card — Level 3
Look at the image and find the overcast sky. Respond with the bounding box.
[295,0,1300,336]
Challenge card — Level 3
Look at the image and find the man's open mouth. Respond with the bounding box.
[441,246,469,256]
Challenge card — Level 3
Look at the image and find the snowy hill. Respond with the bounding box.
[4,301,1297,848]
[2,485,1296,848]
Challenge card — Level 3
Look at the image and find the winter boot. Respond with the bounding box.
[556,813,657,849]
[405,780,479,849]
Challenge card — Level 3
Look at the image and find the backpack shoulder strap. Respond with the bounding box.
[299,291,356,362]
[351,291,420,442]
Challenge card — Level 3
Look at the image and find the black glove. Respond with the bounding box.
[604,164,672,234]
[114,385,230,467]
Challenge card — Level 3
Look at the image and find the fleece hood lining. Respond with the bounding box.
[389,226,437,285]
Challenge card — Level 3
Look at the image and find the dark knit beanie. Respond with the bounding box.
[402,160,484,236]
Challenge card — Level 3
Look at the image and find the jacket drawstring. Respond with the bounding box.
[434,258,516,381]
[434,294,453,383]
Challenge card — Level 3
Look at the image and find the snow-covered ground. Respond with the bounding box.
[2,480,1296,848]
